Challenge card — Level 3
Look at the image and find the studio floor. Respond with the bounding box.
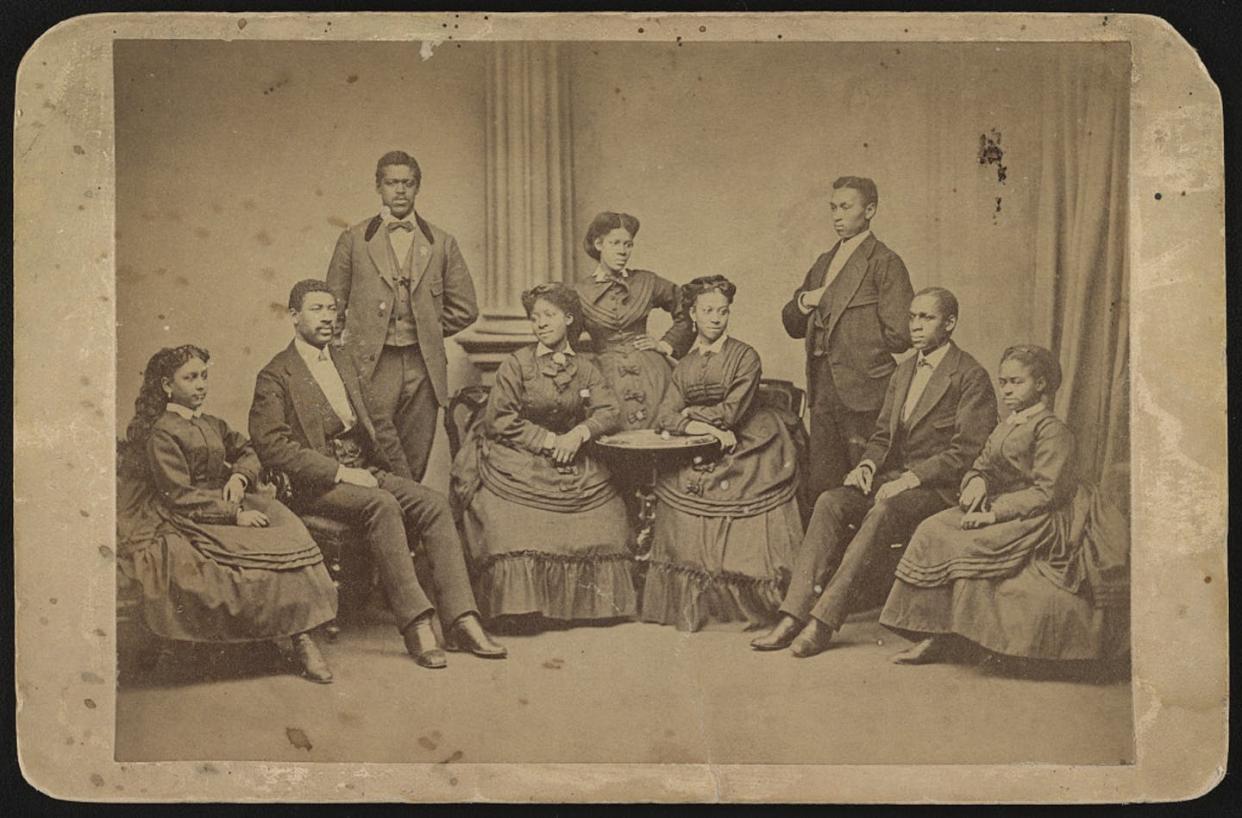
[115,611,1134,766]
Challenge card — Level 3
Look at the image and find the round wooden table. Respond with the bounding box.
[594,429,721,555]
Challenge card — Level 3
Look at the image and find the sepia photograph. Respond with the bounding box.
[12,11,1228,803]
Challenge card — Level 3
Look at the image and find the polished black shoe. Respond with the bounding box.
[445,614,508,658]
[292,632,333,684]
[750,615,803,651]
[402,619,447,669]
[790,619,836,658]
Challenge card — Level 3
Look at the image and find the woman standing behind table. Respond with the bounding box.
[880,345,1098,664]
[640,275,804,631]
[117,345,337,683]
[573,212,695,431]
[450,283,637,625]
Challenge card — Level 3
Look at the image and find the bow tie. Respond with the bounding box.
[388,220,414,232]
[916,357,933,369]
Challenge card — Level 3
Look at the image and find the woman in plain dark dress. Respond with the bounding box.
[117,345,337,682]
[451,283,636,625]
[572,212,695,432]
[880,345,1108,664]
[640,276,804,631]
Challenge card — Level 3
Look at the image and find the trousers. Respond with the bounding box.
[369,344,439,481]
[300,471,477,632]
[780,484,948,630]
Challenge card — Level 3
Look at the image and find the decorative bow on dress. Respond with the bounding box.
[539,350,577,392]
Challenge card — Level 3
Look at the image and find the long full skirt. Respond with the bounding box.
[641,406,803,631]
[122,493,337,643]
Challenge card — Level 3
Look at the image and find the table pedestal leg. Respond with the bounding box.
[631,456,658,559]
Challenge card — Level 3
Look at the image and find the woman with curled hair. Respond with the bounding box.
[880,344,1106,664]
[450,282,637,626]
[640,275,804,631]
[572,211,695,432]
[118,345,338,683]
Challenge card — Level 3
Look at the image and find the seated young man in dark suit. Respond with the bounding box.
[249,279,505,669]
[752,287,998,658]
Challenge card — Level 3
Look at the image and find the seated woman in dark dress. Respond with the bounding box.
[640,275,805,631]
[450,283,636,626]
[880,345,1111,664]
[117,345,338,683]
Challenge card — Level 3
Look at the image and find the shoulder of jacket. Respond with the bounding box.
[726,336,759,361]
[868,238,904,264]
[150,413,181,434]
[953,347,989,377]
[1033,412,1072,437]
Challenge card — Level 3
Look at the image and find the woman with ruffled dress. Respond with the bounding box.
[117,344,338,683]
[450,283,637,625]
[880,345,1117,664]
[640,275,805,631]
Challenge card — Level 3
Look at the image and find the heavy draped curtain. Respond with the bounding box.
[1033,46,1130,488]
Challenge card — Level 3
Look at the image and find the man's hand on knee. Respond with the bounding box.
[337,466,379,488]
[874,470,920,501]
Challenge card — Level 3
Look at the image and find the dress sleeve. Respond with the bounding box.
[146,428,239,524]
[989,419,1077,522]
[483,356,553,454]
[219,419,261,486]
[654,367,691,434]
[959,425,1002,494]
[579,361,621,439]
[651,274,696,358]
[681,347,761,431]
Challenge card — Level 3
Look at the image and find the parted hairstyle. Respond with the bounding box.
[1000,344,1063,398]
[521,282,585,349]
[913,286,960,321]
[584,211,640,260]
[288,278,335,311]
[680,274,737,314]
[126,344,210,448]
[833,175,879,208]
[375,150,423,188]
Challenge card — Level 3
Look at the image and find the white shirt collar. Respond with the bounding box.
[294,335,333,364]
[166,402,202,420]
[916,341,952,370]
[1007,401,1047,426]
[838,228,872,250]
[691,333,729,356]
[535,342,575,358]
[592,263,629,283]
[380,205,418,227]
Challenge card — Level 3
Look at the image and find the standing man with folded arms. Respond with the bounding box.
[327,150,479,481]
[781,176,914,500]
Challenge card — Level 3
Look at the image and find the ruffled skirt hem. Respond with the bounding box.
[473,551,639,621]
[638,561,785,632]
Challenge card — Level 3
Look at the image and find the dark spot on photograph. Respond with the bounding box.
[285,727,313,751]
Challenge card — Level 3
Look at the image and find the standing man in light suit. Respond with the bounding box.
[781,176,914,501]
[327,150,479,481]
